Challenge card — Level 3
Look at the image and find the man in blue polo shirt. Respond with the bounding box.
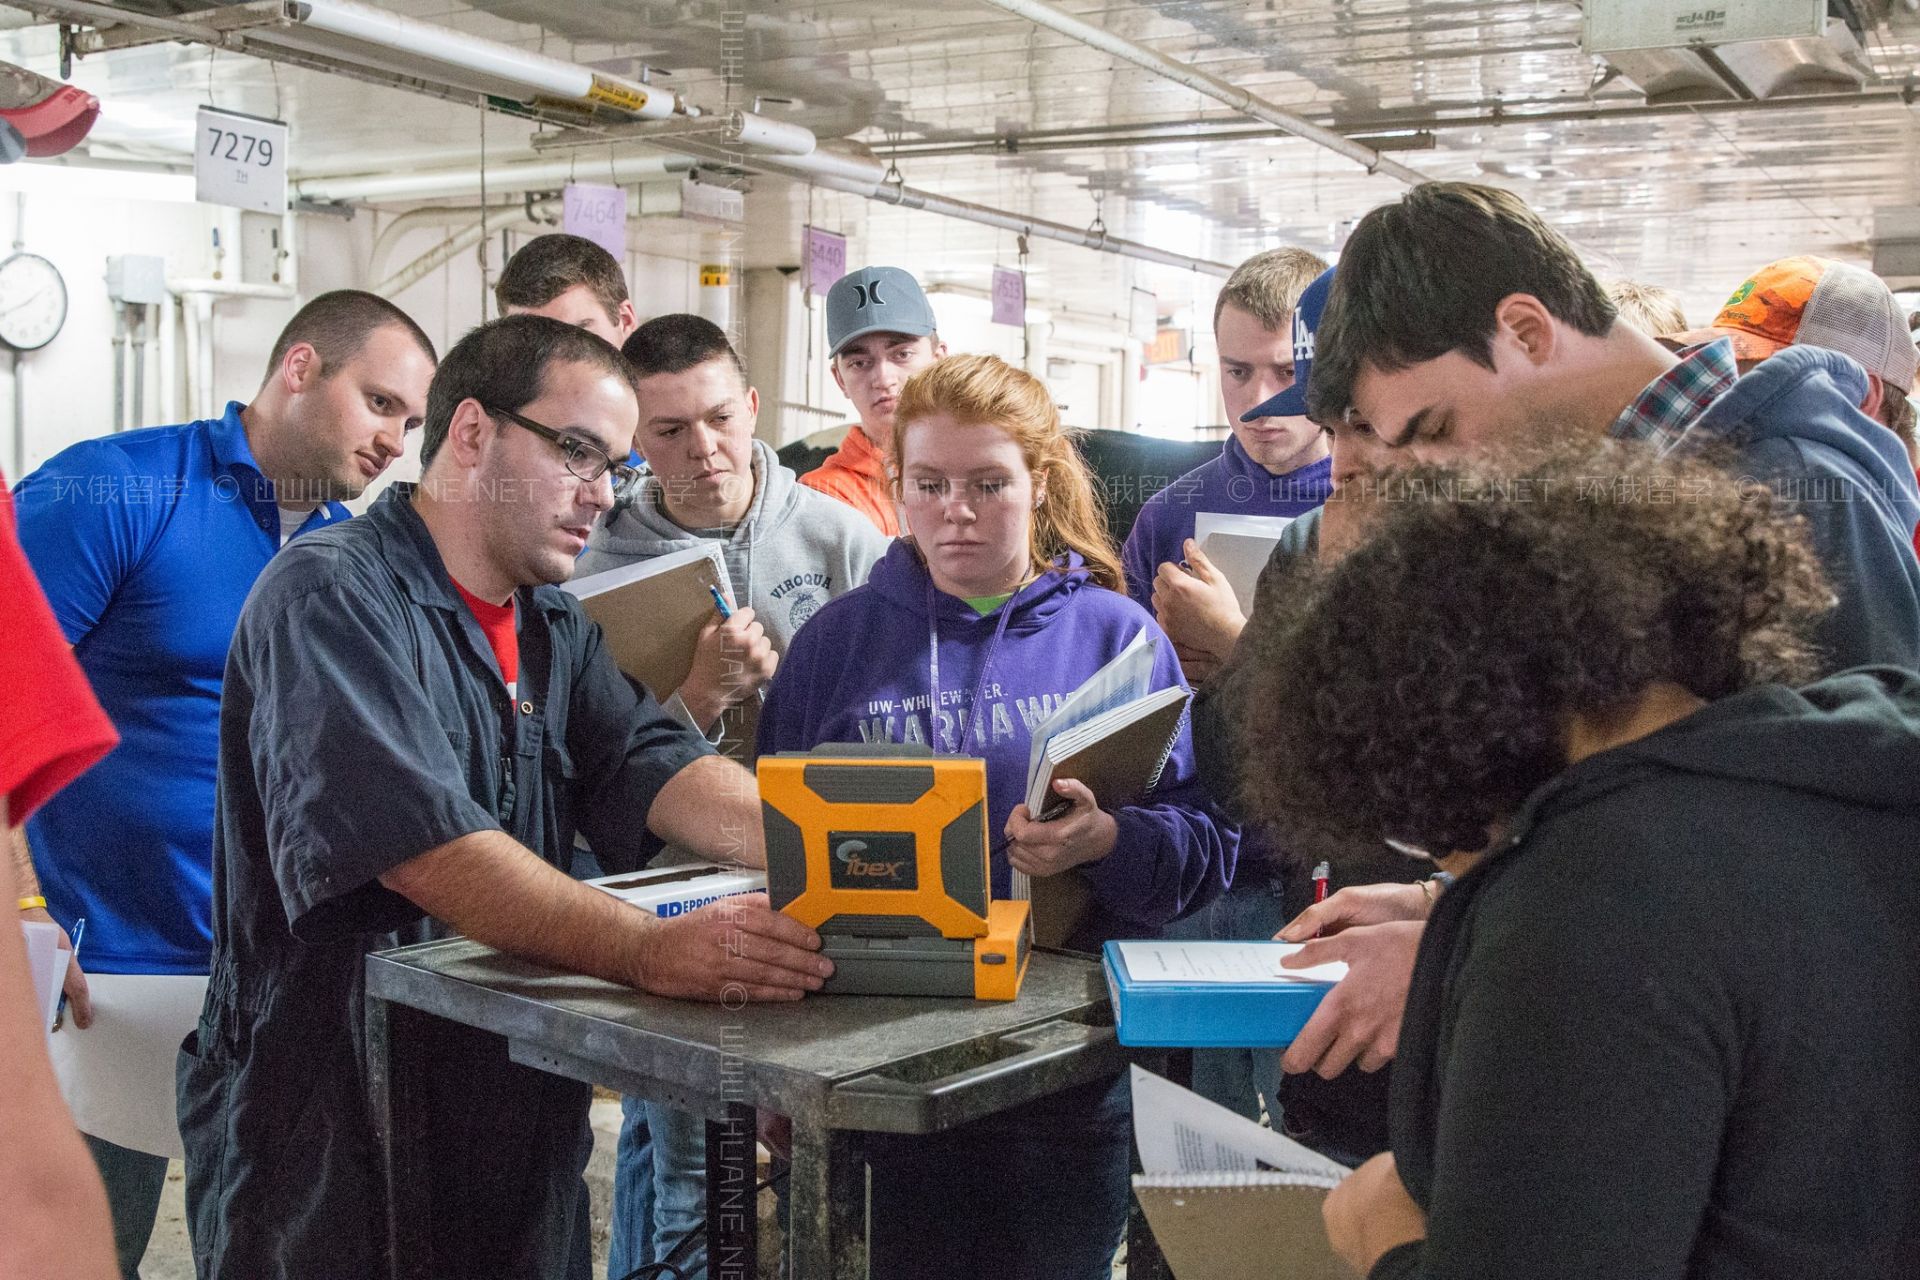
[6,289,436,1279]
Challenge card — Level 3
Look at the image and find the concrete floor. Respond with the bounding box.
[138,1102,1129,1279]
[139,1099,628,1280]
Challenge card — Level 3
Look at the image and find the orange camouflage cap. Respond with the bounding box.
[1666,255,1918,392]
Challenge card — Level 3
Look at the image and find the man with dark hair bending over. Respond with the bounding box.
[1270,180,1920,1099]
[176,314,833,1280]
[1241,446,1920,1279]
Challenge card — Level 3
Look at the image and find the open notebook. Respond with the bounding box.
[1131,1065,1351,1280]
[1017,630,1189,941]
[563,544,733,700]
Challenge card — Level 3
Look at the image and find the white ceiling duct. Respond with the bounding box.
[1712,19,1871,97]
[1586,0,1872,104]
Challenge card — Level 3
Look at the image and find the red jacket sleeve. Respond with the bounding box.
[0,476,116,822]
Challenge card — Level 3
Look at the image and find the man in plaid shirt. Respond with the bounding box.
[1227,182,1920,1139]
[1309,181,1920,674]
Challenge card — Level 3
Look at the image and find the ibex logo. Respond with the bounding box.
[828,831,917,890]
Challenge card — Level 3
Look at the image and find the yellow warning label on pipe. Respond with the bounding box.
[587,76,650,113]
[700,266,731,287]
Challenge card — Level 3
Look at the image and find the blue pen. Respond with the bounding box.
[53,916,84,1030]
[707,583,768,704]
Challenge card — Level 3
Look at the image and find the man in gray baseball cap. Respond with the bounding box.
[799,265,947,535]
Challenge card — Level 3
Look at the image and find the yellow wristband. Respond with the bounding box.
[17,896,47,912]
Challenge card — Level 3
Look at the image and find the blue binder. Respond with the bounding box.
[1102,940,1340,1048]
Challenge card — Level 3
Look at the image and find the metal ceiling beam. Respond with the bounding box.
[876,86,1916,159]
[15,0,258,50]
[659,137,1235,277]
[971,0,1430,184]
[535,124,1236,276]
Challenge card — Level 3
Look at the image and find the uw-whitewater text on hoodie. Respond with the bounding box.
[757,539,1239,947]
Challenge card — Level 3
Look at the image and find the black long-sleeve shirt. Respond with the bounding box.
[1378,673,1920,1279]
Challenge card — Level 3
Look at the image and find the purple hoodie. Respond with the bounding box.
[1121,435,1331,607]
[758,540,1238,941]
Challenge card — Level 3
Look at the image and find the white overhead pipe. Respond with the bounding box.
[726,111,816,156]
[376,205,529,298]
[295,152,694,204]
[371,200,565,283]
[268,0,674,119]
[25,0,683,125]
[371,204,523,280]
[972,0,1429,185]
[374,188,701,288]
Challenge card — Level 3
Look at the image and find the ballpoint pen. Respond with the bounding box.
[52,915,84,1031]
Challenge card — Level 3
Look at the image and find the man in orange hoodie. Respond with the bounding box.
[800,265,947,536]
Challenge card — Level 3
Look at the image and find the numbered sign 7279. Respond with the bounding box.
[194,107,289,215]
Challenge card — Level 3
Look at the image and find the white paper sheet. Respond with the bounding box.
[48,972,208,1159]
[1196,530,1284,610]
[1193,512,1297,544]
[562,540,733,601]
[20,920,65,1037]
[1114,939,1348,986]
[1130,1065,1348,1181]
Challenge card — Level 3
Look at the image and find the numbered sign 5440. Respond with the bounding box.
[195,107,289,215]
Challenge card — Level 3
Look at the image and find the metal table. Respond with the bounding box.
[365,936,1126,1280]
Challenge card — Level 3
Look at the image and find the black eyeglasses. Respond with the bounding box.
[485,404,643,501]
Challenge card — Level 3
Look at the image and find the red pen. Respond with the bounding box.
[1308,861,1331,941]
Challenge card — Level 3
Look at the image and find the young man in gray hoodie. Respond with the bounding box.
[579,313,888,755]
[575,313,886,1279]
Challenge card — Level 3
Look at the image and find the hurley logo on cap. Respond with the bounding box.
[852,280,888,309]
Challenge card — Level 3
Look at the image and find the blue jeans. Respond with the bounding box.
[608,1097,708,1279]
[1160,872,1287,1122]
[82,1133,167,1280]
[866,1072,1131,1280]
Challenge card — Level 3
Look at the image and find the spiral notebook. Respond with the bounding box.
[1130,1065,1350,1280]
[1018,629,1190,941]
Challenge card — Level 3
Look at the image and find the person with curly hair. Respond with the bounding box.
[1274,179,1920,1091]
[1239,445,1920,1279]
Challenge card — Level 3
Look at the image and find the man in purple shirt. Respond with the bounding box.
[1117,248,1329,1126]
[1123,248,1331,684]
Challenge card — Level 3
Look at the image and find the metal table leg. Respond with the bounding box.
[789,1123,865,1280]
[705,1102,759,1280]
[367,996,434,1280]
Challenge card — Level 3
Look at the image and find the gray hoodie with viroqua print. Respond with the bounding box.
[576,438,889,757]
